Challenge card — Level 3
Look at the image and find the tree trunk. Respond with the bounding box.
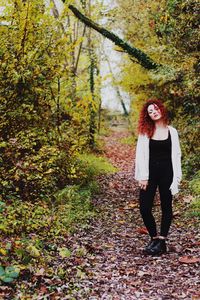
[88,1,96,148]
[104,53,129,116]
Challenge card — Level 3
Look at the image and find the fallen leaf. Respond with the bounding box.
[137,227,148,234]
[192,293,200,300]
[39,285,48,294]
[179,256,200,264]
[118,207,125,212]
[137,270,146,276]
[76,269,86,279]
[110,256,117,261]
[109,182,120,189]
[58,247,71,258]
[124,203,138,210]
[103,243,114,249]
[35,268,45,276]
[185,247,196,253]
[183,195,194,203]
[118,220,126,224]
[26,245,40,258]
[191,241,200,246]
[0,248,7,256]
[173,210,181,216]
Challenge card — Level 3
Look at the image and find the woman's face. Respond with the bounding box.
[147,104,162,121]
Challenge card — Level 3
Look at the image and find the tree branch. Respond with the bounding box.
[68,4,160,70]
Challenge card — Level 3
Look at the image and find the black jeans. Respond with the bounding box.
[139,160,173,237]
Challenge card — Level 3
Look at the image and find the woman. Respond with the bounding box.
[135,99,182,255]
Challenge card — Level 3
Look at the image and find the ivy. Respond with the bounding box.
[0,266,20,283]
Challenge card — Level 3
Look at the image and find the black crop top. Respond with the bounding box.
[149,131,172,163]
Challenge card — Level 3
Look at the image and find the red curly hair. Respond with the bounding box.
[138,99,169,138]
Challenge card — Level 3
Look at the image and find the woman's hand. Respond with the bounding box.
[139,180,148,190]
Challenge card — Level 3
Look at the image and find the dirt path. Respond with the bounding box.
[65,128,200,300]
[4,128,198,300]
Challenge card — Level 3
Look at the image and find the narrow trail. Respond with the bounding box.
[63,127,200,299]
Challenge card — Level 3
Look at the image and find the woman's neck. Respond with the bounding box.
[154,120,166,129]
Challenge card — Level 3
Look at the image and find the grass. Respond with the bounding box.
[186,171,200,219]
[78,153,118,178]
[0,153,117,238]
[189,197,200,218]
[120,135,136,145]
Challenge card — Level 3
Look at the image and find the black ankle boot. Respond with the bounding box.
[149,239,167,256]
[144,238,159,254]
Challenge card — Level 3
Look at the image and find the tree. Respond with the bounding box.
[0,0,100,200]
[112,0,200,176]
[62,3,161,70]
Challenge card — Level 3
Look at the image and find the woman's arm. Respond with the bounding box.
[176,130,182,183]
[135,134,149,182]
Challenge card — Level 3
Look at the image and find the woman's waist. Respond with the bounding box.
[149,158,172,167]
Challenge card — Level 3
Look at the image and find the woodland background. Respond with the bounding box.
[0,0,199,297]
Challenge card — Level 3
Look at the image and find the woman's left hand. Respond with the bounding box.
[139,180,148,190]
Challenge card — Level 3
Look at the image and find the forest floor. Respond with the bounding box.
[1,126,200,299]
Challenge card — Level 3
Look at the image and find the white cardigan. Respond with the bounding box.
[135,125,182,195]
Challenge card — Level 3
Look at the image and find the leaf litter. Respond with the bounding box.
[0,128,199,299]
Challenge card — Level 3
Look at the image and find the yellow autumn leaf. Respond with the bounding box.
[0,248,7,256]
[118,220,126,224]
[58,247,71,258]
[26,245,40,258]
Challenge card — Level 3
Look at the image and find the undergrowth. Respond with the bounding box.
[0,153,117,286]
[0,153,117,238]
[120,135,136,145]
[188,171,200,219]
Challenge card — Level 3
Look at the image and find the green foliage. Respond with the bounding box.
[0,265,20,283]
[0,0,103,201]
[155,0,200,53]
[0,200,51,235]
[12,237,46,264]
[189,171,200,196]
[0,201,6,212]
[186,171,200,218]
[114,0,199,180]
[190,198,200,214]
[0,151,116,237]
[77,153,117,183]
[0,184,96,237]
[174,111,200,178]
[120,135,136,146]
[0,0,71,200]
[188,196,200,219]
[58,247,71,258]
